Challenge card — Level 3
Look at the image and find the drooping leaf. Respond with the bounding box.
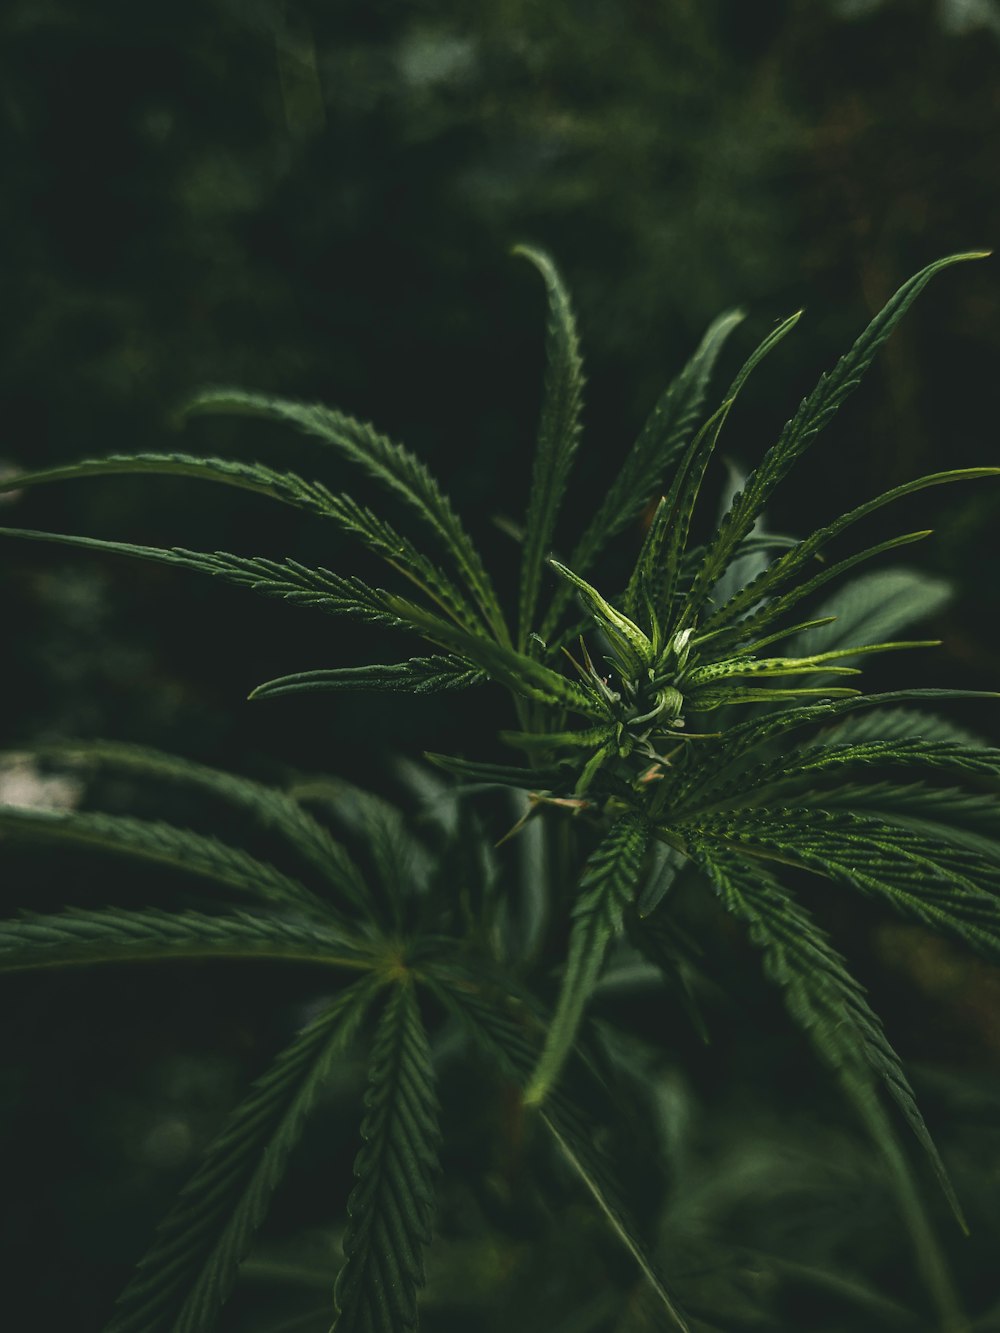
[685,738,1000,812]
[104,978,377,1333]
[0,451,340,513]
[0,907,372,973]
[0,805,335,918]
[689,844,963,1323]
[183,388,508,640]
[333,983,440,1333]
[24,740,369,909]
[685,806,1000,966]
[431,975,692,1333]
[525,811,651,1104]
[816,780,1000,865]
[815,707,987,748]
[250,656,486,701]
[514,246,586,649]
[289,778,433,931]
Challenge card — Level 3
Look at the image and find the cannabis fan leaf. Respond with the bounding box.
[2,245,998,1331]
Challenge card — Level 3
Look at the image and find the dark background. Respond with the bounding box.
[3,1,1000,1329]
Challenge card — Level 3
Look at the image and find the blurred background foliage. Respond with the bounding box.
[3,0,1000,1328]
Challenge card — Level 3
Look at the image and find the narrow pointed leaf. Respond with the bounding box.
[543,307,743,637]
[628,311,802,630]
[432,977,691,1333]
[0,805,333,918]
[184,388,507,640]
[25,740,369,910]
[514,246,586,648]
[105,979,377,1333]
[789,569,952,660]
[682,251,989,621]
[333,983,440,1333]
[250,657,486,701]
[0,907,371,973]
[525,811,651,1104]
[689,846,963,1321]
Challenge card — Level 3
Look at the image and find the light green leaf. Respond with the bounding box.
[333,983,440,1333]
[105,979,377,1333]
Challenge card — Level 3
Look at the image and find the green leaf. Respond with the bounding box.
[668,690,1000,808]
[184,389,508,640]
[24,740,369,911]
[682,251,989,621]
[628,310,802,635]
[788,568,952,660]
[0,455,483,631]
[0,528,419,630]
[104,979,377,1333]
[0,907,372,973]
[815,707,986,748]
[514,246,586,649]
[817,780,1000,866]
[0,451,480,626]
[0,805,336,919]
[250,656,486,701]
[422,753,572,792]
[686,807,1000,967]
[689,845,964,1323]
[431,976,691,1333]
[697,468,999,647]
[543,307,743,638]
[333,983,440,1333]
[685,738,1000,813]
[525,811,651,1104]
[695,529,934,655]
[0,451,342,514]
[289,779,432,931]
[549,559,654,676]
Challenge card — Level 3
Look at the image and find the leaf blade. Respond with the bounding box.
[525,811,651,1104]
[104,978,377,1333]
[514,246,586,649]
[333,983,440,1333]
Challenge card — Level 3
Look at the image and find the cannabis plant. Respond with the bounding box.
[2,246,999,1332]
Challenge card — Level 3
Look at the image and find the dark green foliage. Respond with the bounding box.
[2,247,999,1331]
[334,984,440,1333]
